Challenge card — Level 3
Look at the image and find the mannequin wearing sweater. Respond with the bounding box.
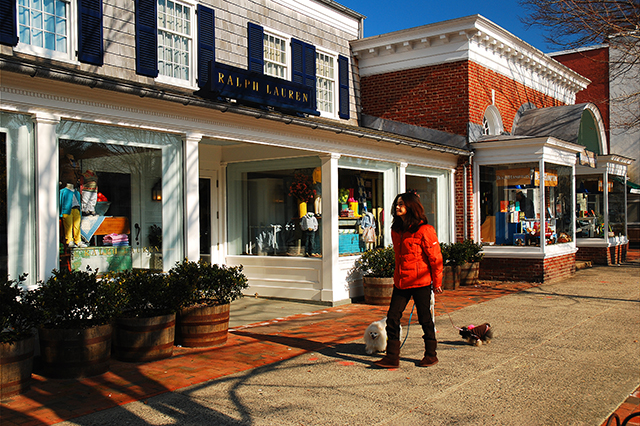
[60,183,86,248]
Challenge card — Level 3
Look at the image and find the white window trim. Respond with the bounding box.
[155,0,198,90]
[315,46,338,119]
[482,105,504,136]
[262,26,291,81]
[14,0,78,64]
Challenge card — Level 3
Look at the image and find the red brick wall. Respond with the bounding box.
[360,61,470,136]
[553,47,610,147]
[479,253,575,282]
[455,156,474,241]
[360,59,565,137]
[467,61,564,133]
[576,243,628,265]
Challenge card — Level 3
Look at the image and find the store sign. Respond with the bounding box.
[207,61,319,116]
[495,168,534,187]
[496,168,557,187]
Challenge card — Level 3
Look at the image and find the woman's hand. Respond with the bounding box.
[434,285,443,294]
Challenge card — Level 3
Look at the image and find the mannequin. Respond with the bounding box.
[60,182,86,248]
[361,207,376,250]
[81,169,98,215]
[312,167,322,216]
[300,212,318,257]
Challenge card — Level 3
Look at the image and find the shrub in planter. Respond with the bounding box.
[169,260,248,348]
[459,239,484,286]
[109,269,188,362]
[1,274,39,398]
[355,247,395,305]
[33,268,120,378]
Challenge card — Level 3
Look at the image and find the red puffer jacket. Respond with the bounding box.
[392,224,443,290]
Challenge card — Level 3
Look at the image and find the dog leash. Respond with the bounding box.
[437,296,463,331]
[399,303,415,349]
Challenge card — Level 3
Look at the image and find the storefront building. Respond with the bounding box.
[0,0,467,303]
[351,15,630,282]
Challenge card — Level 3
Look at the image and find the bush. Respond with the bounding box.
[167,260,249,307]
[34,269,120,329]
[356,246,395,278]
[441,240,484,266]
[0,274,40,343]
[108,269,186,318]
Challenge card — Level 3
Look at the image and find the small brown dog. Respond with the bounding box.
[459,323,493,346]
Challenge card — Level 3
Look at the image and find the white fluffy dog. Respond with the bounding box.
[363,317,402,355]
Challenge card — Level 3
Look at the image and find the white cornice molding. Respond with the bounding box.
[351,15,590,104]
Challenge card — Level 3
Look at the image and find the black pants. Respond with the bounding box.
[385,285,436,351]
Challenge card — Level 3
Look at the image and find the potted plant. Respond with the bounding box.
[1,274,39,399]
[440,242,466,290]
[170,260,248,348]
[459,239,484,286]
[356,246,395,305]
[109,269,187,362]
[33,268,120,378]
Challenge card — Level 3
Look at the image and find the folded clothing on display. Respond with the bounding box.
[103,233,129,246]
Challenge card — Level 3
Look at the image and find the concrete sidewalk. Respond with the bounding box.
[2,262,639,426]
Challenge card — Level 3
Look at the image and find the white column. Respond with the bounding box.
[398,162,407,194]
[33,113,60,282]
[184,133,202,262]
[321,153,341,303]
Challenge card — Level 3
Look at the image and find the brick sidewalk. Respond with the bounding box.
[1,255,638,426]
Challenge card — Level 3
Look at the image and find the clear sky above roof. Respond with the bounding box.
[338,0,553,53]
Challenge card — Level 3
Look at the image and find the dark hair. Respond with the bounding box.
[391,191,428,233]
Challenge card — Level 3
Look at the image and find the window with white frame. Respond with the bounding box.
[157,0,193,84]
[316,51,335,115]
[17,0,70,58]
[263,31,287,78]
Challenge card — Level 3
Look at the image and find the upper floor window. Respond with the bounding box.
[316,51,335,116]
[157,0,193,84]
[263,31,287,79]
[18,0,69,57]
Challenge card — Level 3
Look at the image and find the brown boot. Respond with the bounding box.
[373,340,401,368]
[418,340,438,367]
[417,354,438,367]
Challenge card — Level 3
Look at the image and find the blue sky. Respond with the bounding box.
[338,0,553,53]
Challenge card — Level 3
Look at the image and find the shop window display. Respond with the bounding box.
[576,174,626,239]
[338,168,384,255]
[58,140,162,272]
[479,163,573,246]
[227,160,322,257]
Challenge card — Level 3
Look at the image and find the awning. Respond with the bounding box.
[613,176,640,194]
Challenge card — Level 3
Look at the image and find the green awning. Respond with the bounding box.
[613,176,640,192]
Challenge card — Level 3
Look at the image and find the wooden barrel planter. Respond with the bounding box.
[363,277,394,306]
[113,313,176,362]
[176,304,230,348]
[443,265,461,290]
[460,262,480,286]
[0,336,35,399]
[37,324,112,379]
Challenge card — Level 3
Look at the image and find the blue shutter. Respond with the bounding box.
[135,0,158,77]
[78,0,103,65]
[338,55,350,119]
[0,0,18,46]
[197,5,214,88]
[247,22,263,73]
[291,38,316,106]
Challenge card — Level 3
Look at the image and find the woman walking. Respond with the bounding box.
[374,191,444,368]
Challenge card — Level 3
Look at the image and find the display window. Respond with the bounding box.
[58,139,163,272]
[480,162,573,246]
[227,158,322,257]
[337,168,385,255]
[576,174,626,239]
